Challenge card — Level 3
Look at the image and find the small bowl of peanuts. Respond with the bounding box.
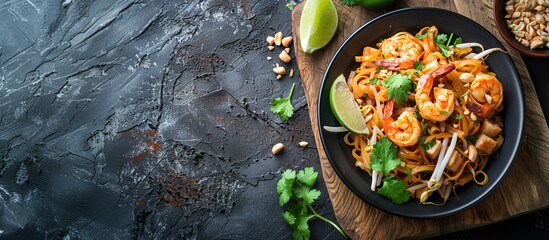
[494,0,549,58]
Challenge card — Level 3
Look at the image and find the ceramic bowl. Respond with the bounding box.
[318,7,525,218]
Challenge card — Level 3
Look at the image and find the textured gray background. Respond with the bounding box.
[0,0,547,239]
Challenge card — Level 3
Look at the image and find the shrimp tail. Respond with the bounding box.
[466,102,483,117]
[417,63,455,89]
[375,60,400,71]
[383,99,395,119]
[466,102,496,119]
[432,63,455,80]
[382,99,395,134]
[417,73,432,89]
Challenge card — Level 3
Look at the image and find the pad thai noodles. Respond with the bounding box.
[333,26,505,204]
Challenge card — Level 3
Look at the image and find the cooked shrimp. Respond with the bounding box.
[466,74,503,118]
[382,99,421,147]
[376,32,423,71]
[374,56,415,71]
[379,34,422,59]
[415,64,456,122]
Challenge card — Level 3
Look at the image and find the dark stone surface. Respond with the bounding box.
[0,1,546,239]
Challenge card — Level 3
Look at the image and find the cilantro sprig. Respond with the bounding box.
[271,83,296,121]
[413,61,425,71]
[378,178,411,204]
[419,136,436,150]
[277,167,348,240]
[435,32,462,57]
[370,137,411,204]
[371,137,401,176]
[384,74,412,105]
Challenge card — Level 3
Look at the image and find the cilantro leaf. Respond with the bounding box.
[419,136,436,150]
[277,169,296,206]
[293,182,311,201]
[282,211,296,225]
[276,168,348,239]
[440,110,448,115]
[413,61,425,71]
[435,33,448,44]
[415,32,428,39]
[435,33,451,57]
[454,37,462,47]
[378,178,411,204]
[438,45,451,57]
[421,120,428,135]
[297,188,321,205]
[286,1,297,10]
[293,211,314,240]
[369,77,380,85]
[370,137,402,176]
[435,32,461,58]
[451,114,464,120]
[296,167,318,187]
[282,169,297,180]
[384,74,412,105]
[270,83,296,121]
[465,135,478,143]
[286,203,314,240]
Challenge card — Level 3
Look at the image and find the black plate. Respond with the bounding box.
[318,8,525,219]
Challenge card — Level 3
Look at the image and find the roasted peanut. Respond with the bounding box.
[505,0,549,49]
[282,36,293,47]
[274,32,283,46]
[279,50,291,63]
[272,143,284,154]
[266,36,275,45]
[273,66,286,75]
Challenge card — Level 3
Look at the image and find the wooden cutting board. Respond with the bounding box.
[292,0,549,239]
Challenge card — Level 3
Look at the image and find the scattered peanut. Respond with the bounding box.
[266,36,275,46]
[272,143,284,154]
[266,32,294,80]
[505,0,549,49]
[299,141,308,148]
[282,36,293,47]
[279,50,291,63]
[274,32,283,46]
[273,66,286,75]
[471,113,478,121]
[459,72,475,83]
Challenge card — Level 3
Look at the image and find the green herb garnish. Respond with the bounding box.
[277,167,348,240]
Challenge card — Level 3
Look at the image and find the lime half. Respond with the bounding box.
[329,74,369,135]
[299,0,338,54]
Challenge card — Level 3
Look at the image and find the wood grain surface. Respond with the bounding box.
[291,0,549,239]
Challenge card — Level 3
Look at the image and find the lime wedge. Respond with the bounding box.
[329,74,369,135]
[299,0,338,54]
